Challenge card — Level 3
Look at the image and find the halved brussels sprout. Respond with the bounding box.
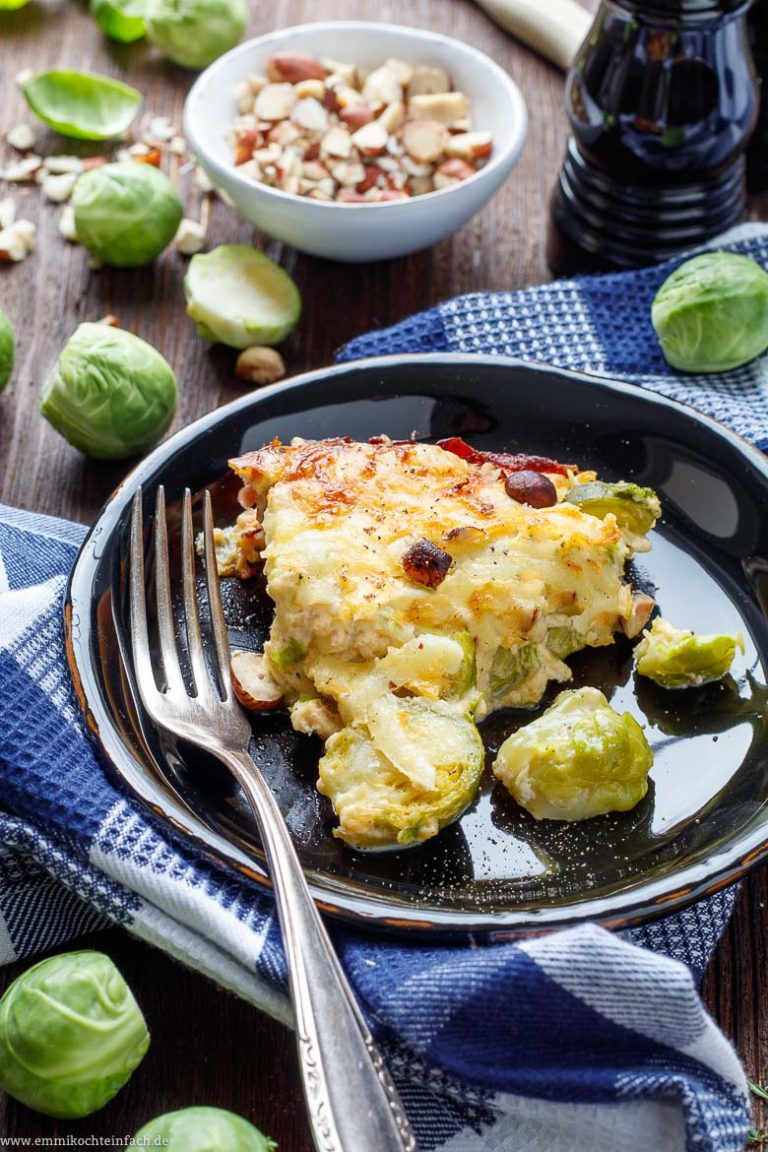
[146,0,247,69]
[134,1107,276,1151]
[564,480,660,539]
[40,323,177,459]
[489,643,540,699]
[184,245,301,348]
[317,699,484,849]
[0,308,14,392]
[634,617,744,689]
[493,686,653,821]
[73,162,183,267]
[651,252,768,373]
[21,71,142,141]
[0,951,149,1118]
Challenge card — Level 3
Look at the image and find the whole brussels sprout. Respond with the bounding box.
[651,252,768,373]
[146,0,247,69]
[90,0,146,42]
[564,480,660,543]
[185,246,301,349]
[0,308,14,392]
[492,686,653,821]
[634,617,744,689]
[40,322,178,459]
[0,950,149,1118]
[72,161,182,267]
[134,1107,276,1152]
[318,699,484,849]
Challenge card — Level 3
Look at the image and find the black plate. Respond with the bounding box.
[65,354,768,938]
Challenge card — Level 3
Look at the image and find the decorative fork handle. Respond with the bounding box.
[218,748,417,1152]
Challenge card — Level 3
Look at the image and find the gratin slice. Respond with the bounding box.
[217,436,658,849]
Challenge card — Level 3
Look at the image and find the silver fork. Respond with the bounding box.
[129,485,417,1152]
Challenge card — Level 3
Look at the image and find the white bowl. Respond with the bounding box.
[183,21,528,263]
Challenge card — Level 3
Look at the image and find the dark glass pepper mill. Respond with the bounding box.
[547,0,759,277]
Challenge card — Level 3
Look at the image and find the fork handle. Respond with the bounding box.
[220,748,417,1152]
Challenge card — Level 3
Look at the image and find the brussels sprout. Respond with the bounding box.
[185,246,301,349]
[40,322,177,459]
[21,71,142,141]
[134,1107,276,1152]
[0,0,31,9]
[317,699,484,849]
[73,162,182,267]
[269,637,307,668]
[492,686,653,821]
[546,625,580,660]
[651,252,768,373]
[90,0,146,42]
[146,0,247,69]
[564,480,660,539]
[0,950,149,1118]
[0,308,14,392]
[489,642,540,699]
[634,617,744,689]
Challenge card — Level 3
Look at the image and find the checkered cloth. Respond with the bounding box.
[4,224,767,1151]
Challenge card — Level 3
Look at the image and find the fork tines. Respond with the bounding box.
[129,486,233,708]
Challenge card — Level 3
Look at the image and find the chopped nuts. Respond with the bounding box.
[402,119,450,164]
[255,83,298,121]
[7,124,36,152]
[235,346,286,386]
[230,650,284,711]
[229,52,492,203]
[408,65,452,96]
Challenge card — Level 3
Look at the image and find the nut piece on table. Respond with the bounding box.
[7,124,36,152]
[174,218,206,256]
[230,650,284,712]
[235,346,286,386]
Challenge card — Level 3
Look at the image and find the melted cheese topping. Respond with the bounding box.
[227,438,635,723]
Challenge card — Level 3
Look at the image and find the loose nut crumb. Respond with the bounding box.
[1,155,43,182]
[44,155,84,175]
[235,346,286,386]
[42,172,78,203]
[174,217,206,255]
[7,124,36,152]
[0,198,16,231]
[58,205,78,242]
[98,314,121,327]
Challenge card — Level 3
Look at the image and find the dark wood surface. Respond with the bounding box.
[0,0,765,1147]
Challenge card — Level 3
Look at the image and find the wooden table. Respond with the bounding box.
[0,0,765,1147]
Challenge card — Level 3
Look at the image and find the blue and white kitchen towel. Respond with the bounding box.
[4,224,768,1152]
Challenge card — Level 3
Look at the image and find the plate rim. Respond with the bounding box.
[64,351,768,939]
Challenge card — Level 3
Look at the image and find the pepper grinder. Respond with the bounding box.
[547,0,759,277]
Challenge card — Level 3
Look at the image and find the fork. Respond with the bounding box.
[129,485,417,1152]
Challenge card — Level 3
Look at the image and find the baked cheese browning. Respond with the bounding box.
[226,438,638,712]
[220,436,658,850]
